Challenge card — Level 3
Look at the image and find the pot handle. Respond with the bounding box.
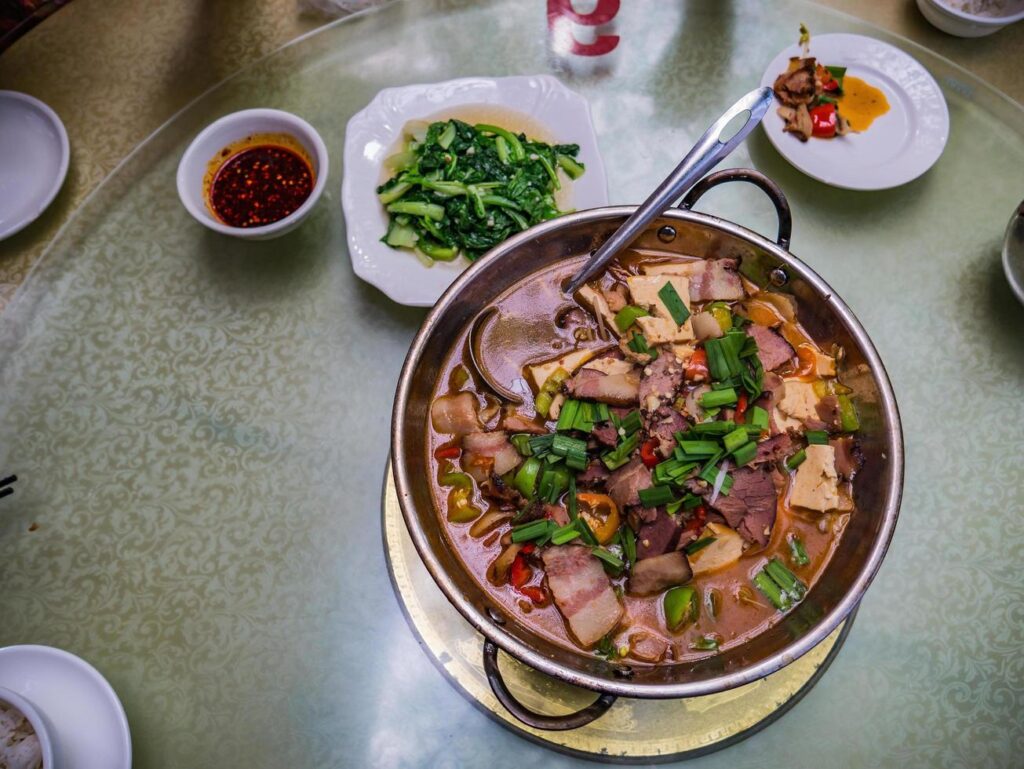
[679,168,793,250]
[482,639,617,731]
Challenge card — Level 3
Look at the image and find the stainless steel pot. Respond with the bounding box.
[391,169,904,730]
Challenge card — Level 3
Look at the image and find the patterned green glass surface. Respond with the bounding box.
[1,2,1021,767]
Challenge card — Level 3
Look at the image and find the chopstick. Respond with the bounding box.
[0,474,17,499]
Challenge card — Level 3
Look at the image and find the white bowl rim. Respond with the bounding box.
[0,685,55,769]
[175,107,329,237]
[0,90,70,242]
[919,0,1024,24]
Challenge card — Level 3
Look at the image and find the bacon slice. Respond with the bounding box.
[564,368,640,405]
[430,392,481,435]
[462,431,521,482]
[541,545,624,647]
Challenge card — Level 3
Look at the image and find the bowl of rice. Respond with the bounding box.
[0,688,52,769]
[916,0,1024,36]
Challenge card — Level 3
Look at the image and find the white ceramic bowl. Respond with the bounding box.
[176,108,329,240]
[0,686,55,769]
[342,75,608,306]
[916,0,1024,37]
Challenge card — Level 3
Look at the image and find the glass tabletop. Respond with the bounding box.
[1,1,1021,767]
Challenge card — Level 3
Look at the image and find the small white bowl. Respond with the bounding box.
[0,686,55,769]
[916,0,1024,37]
[176,108,328,240]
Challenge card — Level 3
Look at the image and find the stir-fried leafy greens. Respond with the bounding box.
[377,119,585,262]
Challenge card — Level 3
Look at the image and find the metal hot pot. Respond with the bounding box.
[391,169,904,730]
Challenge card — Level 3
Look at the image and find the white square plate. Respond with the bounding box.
[341,75,608,306]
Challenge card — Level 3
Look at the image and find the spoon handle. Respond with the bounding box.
[565,86,774,295]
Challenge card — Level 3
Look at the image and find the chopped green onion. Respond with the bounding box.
[538,464,571,503]
[788,534,810,567]
[753,570,790,610]
[528,433,555,458]
[683,494,703,510]
[806,430,829,445]
[576,515,599,546]
[664,586,698,631]
[511,518,554,544]
[601,432,639,470]
[627,332,657,360]
[698,464,733,495]
[618,410,643,436]
[676,440,720,458]
[750,406,769,431]
[638,485,678,507]
[765,558,807,601]
[510,433,533,456]
[722,426,749,453]
[591,546,624,572]
[622,525,637,566]
[555,399,580,432]
[688,420,737,436]
[567,476,579,521]
[593,403,611,423]
[513,457,542,498]
[837,394,860,432]
[551,521,581,546]
[690,636,720,651]
[658,282,691,326]
[684,536,716,555]
[731,441,757,467]
[552,434,588,459]
[785,450,807,471]
[614,305,649,332]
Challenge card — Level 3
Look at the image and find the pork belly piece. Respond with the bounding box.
[462,430,521,482]
[541,545,624,647]
[564,368,640,406]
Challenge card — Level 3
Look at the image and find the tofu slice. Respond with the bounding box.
[576,285,620,336]
[526,348,597,392]
[688,522,744,576]
[582,357,635,376]
[626,275,694,343]
[790,444,841,512]
[777,379,820,422]
[811,350,837,377]
[640,260,705,277]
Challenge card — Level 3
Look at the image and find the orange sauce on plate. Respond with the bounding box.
[838,76,890,132]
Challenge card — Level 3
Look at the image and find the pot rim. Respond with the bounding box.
[392,205,904,699]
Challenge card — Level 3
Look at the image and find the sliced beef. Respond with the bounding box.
[747,323,795,372]
[636,509,683,560]
[430,392,481,435]
[564,368,640,406]
[753,433,795,466]
[541,545,624,647]
[647,407,688,457]
[501,412,548,434]
[707,467,777,547]
[773,57,817,106]
[815,395,843,431]
[830,436,864,480]
[576,460,610,487]
[639,354,685,412]
[627,505,659,532]
[607,457,652,510]
[546,503,570,527]
[592,421,619,448]
[462,431,522,482]
[688,259,744,302]
[627,552,693,596]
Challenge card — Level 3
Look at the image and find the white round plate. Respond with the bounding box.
[759,33,949,190]
[0,91,70,240]
[342,75,608,307]
[0,645,132,769]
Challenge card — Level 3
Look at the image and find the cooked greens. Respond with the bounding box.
[377,119,585,263]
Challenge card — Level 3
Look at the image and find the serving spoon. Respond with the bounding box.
[564,85,774,295]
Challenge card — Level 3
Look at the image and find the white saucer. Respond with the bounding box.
[759,34,949,190]
[0,645,131,769]
[0,91,70,240]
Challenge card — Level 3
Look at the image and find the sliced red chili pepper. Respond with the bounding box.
[519,586,547,605]
[685,348,709,381]
[640,439,659,468]
[734,392,748,424]
[684,504,708,534]
[434,444,461,460]
[510,554,531,589]
[520,543,536,555]
[810,103,837,138]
